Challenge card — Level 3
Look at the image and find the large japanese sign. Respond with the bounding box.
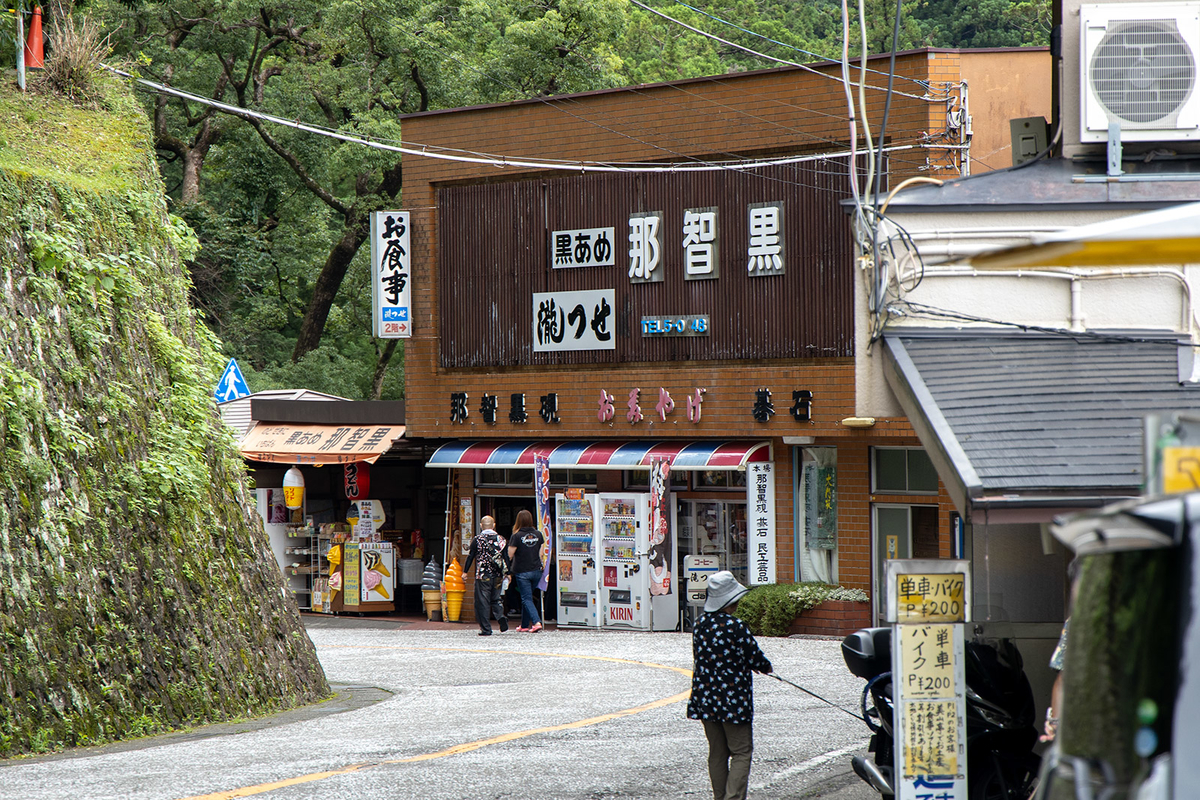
[532,289,617,352]
[747,461,776,585]
[887,560,970,800]
[371,211,412,338]
[437,161,855,367]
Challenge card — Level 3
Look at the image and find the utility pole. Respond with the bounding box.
[16,0,26,92]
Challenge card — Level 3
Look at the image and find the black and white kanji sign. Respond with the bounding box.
[532,289,617,353]
[371,211,412,338]
[747,202,785,276]
[552,227,616,268]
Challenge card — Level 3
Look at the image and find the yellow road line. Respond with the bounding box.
[181,645,691,800]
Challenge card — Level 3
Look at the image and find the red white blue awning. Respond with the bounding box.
[426,440,770,471]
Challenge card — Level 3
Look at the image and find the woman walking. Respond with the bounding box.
[507,509,545,632]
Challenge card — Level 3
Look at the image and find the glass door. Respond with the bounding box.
[873,505,911,621]
[692,501,748,584]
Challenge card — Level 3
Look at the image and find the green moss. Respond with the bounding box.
[0,76,328,758]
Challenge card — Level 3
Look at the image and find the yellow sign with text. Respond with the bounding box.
[897,573,966,623]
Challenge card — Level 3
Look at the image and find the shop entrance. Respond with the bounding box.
[676,499,747,626]
[477,495,554,621]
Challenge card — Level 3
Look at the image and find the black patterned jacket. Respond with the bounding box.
[686,610,772,723]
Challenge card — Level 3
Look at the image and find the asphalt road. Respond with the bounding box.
[1,617,878,800]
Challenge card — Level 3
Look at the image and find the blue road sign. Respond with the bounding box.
[215,358,251,403]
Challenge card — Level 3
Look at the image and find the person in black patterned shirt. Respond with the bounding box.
[687,571,772,800]
[463,516,509,636]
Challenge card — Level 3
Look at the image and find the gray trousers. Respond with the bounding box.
[702,720,753,800]
[473,575,504,633]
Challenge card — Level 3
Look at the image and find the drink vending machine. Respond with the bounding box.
[555,492,678,631]
[597,493,647,630]
[555,492,599,627]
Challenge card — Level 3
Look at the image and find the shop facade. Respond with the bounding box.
[393,56,1028,626]
[226,396,450,615]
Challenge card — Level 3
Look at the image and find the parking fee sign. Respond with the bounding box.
[684,554,720,606]
[887,560,970,800]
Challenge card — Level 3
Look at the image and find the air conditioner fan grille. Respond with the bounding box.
[1090,18,1196,124]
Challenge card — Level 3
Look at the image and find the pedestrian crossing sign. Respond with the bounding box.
[214,358,251,403]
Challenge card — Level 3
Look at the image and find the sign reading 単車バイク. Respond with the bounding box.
[214,358,251,403]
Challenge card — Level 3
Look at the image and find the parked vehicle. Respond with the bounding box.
[1038,493,1200,800]
[841,626,1041,799]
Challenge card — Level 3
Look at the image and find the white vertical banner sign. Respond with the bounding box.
[746,461,776,585]
[886,560,970,800]
[371,211,412,338]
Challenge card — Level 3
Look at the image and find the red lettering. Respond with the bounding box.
[609,607,633,621]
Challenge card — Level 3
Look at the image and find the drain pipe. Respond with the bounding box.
[1070,277,1085,332]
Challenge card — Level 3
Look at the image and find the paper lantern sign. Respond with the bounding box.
[283,467,305,510]
[345,461,371,499]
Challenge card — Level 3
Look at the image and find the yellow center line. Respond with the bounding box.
[180,645,692,800]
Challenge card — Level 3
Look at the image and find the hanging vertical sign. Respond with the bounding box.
[344,461,370,500]
[747,461,775,585]
[459,496,474,555]
[534,454,553,591]
[648,457,673,596]
[371,211,412,338]
[886,560,970,800]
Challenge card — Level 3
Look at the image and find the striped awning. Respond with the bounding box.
[426,440,770,471]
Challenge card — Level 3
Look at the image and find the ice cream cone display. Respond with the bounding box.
[421,560,442,620]
[443,559,465,621]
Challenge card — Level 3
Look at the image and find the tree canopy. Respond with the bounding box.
[77,0,1049,400]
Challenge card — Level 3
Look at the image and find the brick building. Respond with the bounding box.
[397,48,1049,627]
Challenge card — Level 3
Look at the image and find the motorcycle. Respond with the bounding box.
[841,627,1041,800]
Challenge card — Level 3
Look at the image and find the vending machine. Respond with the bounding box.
[555,492,600,627]
[596,493,650,630]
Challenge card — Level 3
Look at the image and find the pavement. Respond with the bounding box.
[0,614,878,800]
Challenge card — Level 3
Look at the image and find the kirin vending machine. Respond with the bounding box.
[596,493,651,630]
[555,491,600,627]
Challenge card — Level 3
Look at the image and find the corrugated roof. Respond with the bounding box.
[883,331,1200,511]
[873,157,1200,213]
[217,389,348,438]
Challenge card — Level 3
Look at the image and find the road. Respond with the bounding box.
[1,616,877,799]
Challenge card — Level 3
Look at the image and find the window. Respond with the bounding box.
[624,470,689,490]
[872,448,938,494]
[550,470,598,487]
[476,469,597,488]
[475,469,534,487]
[694,470,748,489]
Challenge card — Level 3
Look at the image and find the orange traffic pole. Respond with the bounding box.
[23,6,42,69]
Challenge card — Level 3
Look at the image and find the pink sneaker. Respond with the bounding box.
[530,622,543,633]
[516,626,531,632]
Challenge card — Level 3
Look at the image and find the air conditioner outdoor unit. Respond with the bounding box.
[1081,2,1200,142]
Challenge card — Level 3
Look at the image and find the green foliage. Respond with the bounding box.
[735,583,802,638]
[83,0,1048,395]
[735,582,868,637]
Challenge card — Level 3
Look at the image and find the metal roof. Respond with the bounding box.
[882,331,1200,516]
[217,389,348,438]
[875,157,1200,213]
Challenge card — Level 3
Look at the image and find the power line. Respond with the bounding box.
[107,64,926,177]
[625,0,938,102]
[391,22,898,194]
[663,0,935,92]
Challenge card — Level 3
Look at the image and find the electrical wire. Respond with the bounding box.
[625,0,936,102]
[105,64,928,177]
[664,0,935,91]
[892,301,1200,348]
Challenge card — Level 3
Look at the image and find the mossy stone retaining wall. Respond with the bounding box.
[0,80,328,756]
